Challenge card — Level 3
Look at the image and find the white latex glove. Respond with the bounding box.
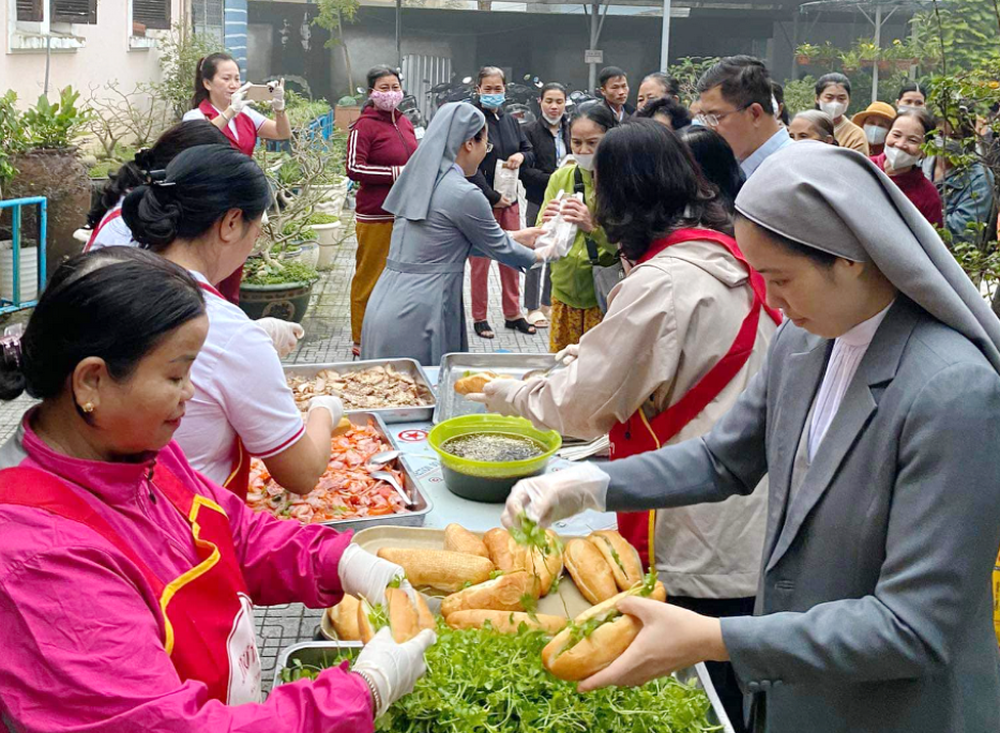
[338,543,417,607]
[352,627,436,718]
[501,462,610,530]
[228,82,254,115]
[554,343,579,366]
[269,79,286,112]
[465,377,523,416]
[307,395,344,427]
[256,316,304,357]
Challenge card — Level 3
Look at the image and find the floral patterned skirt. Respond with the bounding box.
[549,298,603,353]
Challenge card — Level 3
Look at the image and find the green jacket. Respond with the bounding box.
[539,164,619,310]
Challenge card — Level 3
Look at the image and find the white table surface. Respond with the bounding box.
[385,366,617,536]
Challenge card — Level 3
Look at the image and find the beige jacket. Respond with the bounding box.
[503,239,777,598]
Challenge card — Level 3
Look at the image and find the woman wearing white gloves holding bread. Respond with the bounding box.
[123,143,337,500]
[503,144,1000,733]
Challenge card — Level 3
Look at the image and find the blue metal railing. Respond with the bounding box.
[307,110,335,141]
[0,196,47,315]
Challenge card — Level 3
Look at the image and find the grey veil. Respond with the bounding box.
[383,102,486,222]
[735,142,1000,374]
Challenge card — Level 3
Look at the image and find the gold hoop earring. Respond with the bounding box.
[82,402,95,414]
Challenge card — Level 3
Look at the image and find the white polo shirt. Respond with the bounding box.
[86,197,137,252]
[175,271,305,486]
[182,105,269,145]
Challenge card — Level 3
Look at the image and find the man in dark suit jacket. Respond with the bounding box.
[598,66,635,122]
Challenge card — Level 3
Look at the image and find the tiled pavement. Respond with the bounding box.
[0,217,550,694]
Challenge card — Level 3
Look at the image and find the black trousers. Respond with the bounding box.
[669,595,756,733]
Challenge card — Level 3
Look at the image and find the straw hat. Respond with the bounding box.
[852,101,896,127]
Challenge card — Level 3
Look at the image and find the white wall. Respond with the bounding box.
[2,0,184,109]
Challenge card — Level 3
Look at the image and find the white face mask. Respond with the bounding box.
[819,101,848,120]
[542,113,563,125]
[864,124,889,145]
[897,105,918,114]
[884,144,919,171]
[574,153,595,172]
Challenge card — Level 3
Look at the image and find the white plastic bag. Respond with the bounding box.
[534,190,583,262]
[493,159,519,202]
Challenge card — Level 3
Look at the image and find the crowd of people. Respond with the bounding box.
[0,47,997,733]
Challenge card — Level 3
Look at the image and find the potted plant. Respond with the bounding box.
[796,43,819,65]
[5,87,93,280]
[307,212,346,270]
[854,41,880,69]
[241,128,339,322]
[839,50,862,74]
[816,42,841,65]
[334,95,362,132]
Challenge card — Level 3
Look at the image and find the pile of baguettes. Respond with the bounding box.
[327,524,666,681]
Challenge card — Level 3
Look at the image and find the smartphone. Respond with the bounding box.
[245,83,275,103]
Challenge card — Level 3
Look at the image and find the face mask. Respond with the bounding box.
[480,93,506,109]
[884,144,919,171]
[574,153,595,172]
[542,112,563,125]
[771,94,781,119]
[864,124,889,145]
[819,101,848,119]
[370,90,403,112]
[897,105,918,114]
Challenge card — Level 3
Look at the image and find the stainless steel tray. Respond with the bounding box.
[434,352,557,425]
[274,640,733,731]
[253,412,432,533]
[284,358,435,424]
[272,640,362,691]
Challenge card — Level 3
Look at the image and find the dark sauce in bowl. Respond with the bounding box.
[441,433,546,463]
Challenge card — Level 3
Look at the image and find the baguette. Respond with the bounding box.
[454,372,516,395]
[542,581,666,681]
[483,528,529,572]
[440,570,533,617]
[446,609,568,635]
[444,523,490,559]
[453,372,498,395]
[326,594,362,641]
[587,530,644,591]
[357,588,429,644]
[527,530,565,597]
[376,547,494,593]
[563,539,618,604]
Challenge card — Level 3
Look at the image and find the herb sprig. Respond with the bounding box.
[280,623,719,732]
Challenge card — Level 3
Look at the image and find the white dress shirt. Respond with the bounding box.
[808,302,894,460]
[740,126,792,179]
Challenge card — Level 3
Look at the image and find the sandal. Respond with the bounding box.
[505,317,537,335]
[474,321,495,339]
[525,309,549,329]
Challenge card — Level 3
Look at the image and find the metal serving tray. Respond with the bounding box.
[272,640,362,692]
[256,411,432,533]
[434,352,558,425]
[284,358,436,424]
[278,641,733,732]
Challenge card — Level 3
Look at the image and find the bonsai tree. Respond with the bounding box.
[246,126,347,285]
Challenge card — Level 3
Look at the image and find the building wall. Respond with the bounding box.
[2,0,184,109]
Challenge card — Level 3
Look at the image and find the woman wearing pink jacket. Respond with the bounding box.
[0,248,434,732]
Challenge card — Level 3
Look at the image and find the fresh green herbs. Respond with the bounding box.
[366,601,389,631]
[489,569,505,580]
[639,569,658,597]
[280,625,718,732]
[511,513,563,557]
[388,575,403,589]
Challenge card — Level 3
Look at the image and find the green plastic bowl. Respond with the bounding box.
[428,415,562,503]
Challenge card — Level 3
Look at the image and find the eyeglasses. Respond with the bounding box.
[694,105,749,128]
[485,142,494,153]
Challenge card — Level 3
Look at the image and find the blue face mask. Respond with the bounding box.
[480,93,506,109]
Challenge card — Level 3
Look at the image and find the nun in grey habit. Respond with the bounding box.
[361,103,540,365]
[501,143,1000,733]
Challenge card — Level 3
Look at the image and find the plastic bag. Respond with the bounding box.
[493,159,519,202]
[534,190,583,262]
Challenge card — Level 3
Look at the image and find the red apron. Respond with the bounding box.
[84,208,124,253]
[609,228,782,567]
[198,99,259,157]
[197,280,253,499]
[0,463,261,704]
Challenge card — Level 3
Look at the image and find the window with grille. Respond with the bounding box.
[133,0,171,30]
[51,0,98,24]
[192,0,224,42]
[16,0,44,22]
